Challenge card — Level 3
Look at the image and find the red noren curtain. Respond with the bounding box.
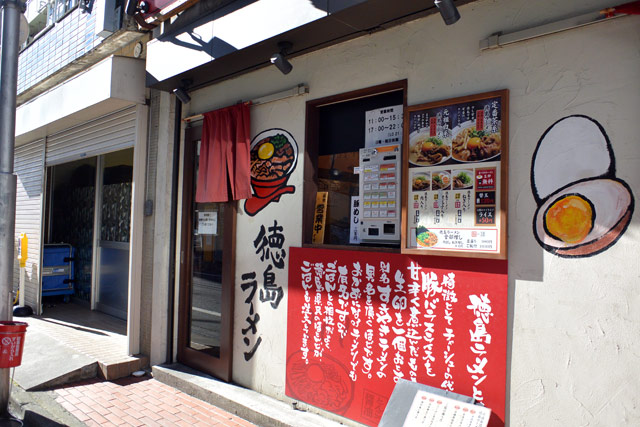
[195,103,252,203]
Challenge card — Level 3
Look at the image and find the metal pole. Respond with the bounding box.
[0,0,24,416]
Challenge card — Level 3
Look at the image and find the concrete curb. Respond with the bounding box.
[152,364,346,427]
[8,381,84,427]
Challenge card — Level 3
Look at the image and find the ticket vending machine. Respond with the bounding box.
[359,144,401,244]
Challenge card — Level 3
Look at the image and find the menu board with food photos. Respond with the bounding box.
[402,90,508,259]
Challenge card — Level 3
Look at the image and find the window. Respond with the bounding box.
[52,0,78,23]
[303,80,407,249]
[20,0,78,50]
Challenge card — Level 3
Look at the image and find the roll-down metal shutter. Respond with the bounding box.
[14,139,46,309]
[46,106,137,165]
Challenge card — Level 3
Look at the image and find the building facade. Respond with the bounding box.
[142,0,639,425]
[14,0,148,354]
[13,0,640,425]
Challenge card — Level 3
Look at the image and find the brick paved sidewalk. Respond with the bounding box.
[53,375,257,427]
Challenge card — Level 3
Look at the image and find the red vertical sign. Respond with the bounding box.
[286,248,507,427]
[429,117,438,137]
[476,109,485,131]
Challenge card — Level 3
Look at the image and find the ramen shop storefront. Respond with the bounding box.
[175,78,511,426]
[169,1,639,425]
[288,83,510,427]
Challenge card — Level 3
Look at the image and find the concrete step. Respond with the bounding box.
[98,355,149,381]
[14,327,148,391]
[152,363,345,427]
[14,329,97,391]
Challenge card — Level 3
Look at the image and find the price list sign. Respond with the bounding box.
[402,90,508,259]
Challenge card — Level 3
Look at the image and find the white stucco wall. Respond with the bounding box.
[232,96,306,396]
[185,0,640,424]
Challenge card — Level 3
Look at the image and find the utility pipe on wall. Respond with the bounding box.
[479,2,638,51]
[0,0,25,416]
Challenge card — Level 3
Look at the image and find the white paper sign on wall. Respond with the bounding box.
[365,105,403,147]
[197,211,218,235]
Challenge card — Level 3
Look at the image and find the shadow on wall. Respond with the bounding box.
[158,0,262,56]
[164,35,238,61]
[15,260,40,307]
[15,170,41,199]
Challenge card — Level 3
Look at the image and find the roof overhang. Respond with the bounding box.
[146,0,476,93]
[16,56,146,145]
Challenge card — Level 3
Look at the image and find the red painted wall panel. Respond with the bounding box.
[286,247,507,426]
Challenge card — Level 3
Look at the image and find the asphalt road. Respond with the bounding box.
[189,273,222,349]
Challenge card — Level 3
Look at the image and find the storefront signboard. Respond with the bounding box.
[286,247,507,427]
[402,90,508,259]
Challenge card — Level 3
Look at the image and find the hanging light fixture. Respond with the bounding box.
[435,0,460,25]
[173,79,192,104]
[270,42,293,75]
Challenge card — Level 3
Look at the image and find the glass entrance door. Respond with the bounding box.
[95,149,133,320]
[178,129,235,381]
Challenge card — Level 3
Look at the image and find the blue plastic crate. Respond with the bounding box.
[42,244,75,297]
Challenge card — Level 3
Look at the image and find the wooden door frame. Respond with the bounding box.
[177,125,236,382]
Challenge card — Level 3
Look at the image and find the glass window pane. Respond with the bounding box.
[188,141,223,357]
[317,152,359,245]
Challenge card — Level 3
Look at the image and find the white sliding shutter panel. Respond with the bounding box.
[46,106,137,165]
[14,139,45,309]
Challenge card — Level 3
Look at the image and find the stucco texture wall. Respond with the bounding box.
[186,0,640,424]
[231,96,306,396]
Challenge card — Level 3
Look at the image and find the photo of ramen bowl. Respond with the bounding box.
[453,170,473,189]
[409,131,451,166]
[451,121,501,163]
[416,229,438,247]
[249,129,298,197]
[412,173,431,191]
[431,171,450,190]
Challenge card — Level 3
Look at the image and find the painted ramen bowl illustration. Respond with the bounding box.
[249,128,298,197]
[286,351,354,414]
[531,115,633,257]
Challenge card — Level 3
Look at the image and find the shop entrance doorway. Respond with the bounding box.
[177,127,235,382]
[43,148,133,320]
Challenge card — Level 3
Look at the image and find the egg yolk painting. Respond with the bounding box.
[258,141,274,160]
[531,115,634,257]
[544,195,594,243]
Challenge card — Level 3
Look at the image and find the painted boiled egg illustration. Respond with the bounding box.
[531,115,634,258]
[258,141,275,160]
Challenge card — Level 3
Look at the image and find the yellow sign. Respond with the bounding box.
[17,233,28,268]
[312,192,328,244]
